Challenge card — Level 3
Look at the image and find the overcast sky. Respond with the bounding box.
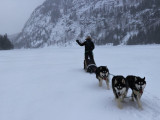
[0,0,45,35]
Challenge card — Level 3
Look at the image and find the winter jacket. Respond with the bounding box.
[76,39,95,53]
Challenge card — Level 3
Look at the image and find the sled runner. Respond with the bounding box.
[84,59,97,73]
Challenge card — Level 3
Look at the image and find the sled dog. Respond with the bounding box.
[95,66,110,89]
[84,59,97,73]
[112,75,128,109]
[126,75,146,109]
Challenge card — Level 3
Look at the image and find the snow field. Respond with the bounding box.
[0,45,160,120]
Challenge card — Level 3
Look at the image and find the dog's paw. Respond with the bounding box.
[117,99,123,109]
[99,81,102,87]
[131,98,134,101]
[139,106,143,110]
[138,103,142,109]
[118,103,123,109]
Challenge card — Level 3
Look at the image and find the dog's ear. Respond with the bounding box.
[135,77,137,81]
[106,72,108,76]
[143,77,145,80]
[100,67,102,70]
[122,79,125,84]
[115,79,117,84]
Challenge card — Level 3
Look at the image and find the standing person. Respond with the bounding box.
[76,36,95,61]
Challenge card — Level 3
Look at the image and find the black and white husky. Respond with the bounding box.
[84,59,97,73]
[112,75,128,109]
[126,75,146,109]
[95,66,110,89]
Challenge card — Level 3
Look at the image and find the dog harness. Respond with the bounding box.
[87,64,96,69]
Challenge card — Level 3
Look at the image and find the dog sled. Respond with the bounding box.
[84,59,97,73]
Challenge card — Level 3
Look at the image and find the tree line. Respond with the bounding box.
[127,24,160,45]
[0,34,14,50]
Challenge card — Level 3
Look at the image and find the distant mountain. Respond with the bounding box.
[8,33,19,44]
[14,0,160,48]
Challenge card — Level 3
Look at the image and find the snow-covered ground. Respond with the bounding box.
[0,45,160,120]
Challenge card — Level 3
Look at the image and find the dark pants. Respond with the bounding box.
[84,51,96,71]
[85,51,94,61]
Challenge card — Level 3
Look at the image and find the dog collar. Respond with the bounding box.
[87,64,96,69]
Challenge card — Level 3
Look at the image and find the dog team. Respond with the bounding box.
[76,36,147,109]
[96,66,146,109]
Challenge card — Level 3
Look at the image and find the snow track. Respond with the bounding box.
[0,45,160,120]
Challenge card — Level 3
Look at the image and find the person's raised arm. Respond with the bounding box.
[76,40,85,46]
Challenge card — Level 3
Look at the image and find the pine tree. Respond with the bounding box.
[0,34,14,50]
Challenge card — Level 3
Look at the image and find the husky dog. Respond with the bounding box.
[84,59,97,73]
[95,66,110,89]
[126,75,146,109]
[112,76,128,109]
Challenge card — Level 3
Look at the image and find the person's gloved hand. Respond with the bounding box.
[76,40,79,43]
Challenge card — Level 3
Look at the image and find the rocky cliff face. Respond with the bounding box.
[14,0,160,48]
